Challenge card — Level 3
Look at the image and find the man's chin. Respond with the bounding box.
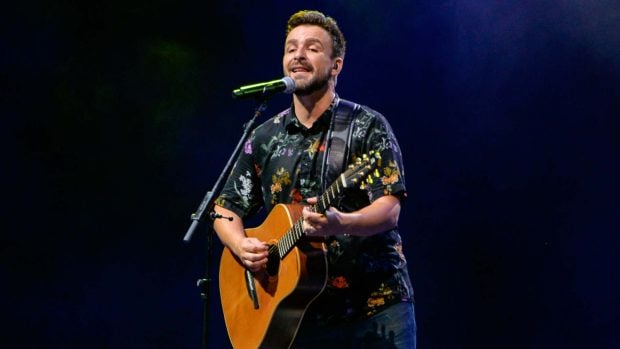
[294,86,313,96]
[291,76,309,87]
[293,80,329,96]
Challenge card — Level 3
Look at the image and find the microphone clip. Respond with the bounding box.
[209,211,234,221]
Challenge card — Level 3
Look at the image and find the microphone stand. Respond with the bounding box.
[183,98,270,349]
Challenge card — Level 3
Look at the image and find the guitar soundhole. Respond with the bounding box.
[266,247,280,277]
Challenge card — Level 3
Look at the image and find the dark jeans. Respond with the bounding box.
[293,301,417,349]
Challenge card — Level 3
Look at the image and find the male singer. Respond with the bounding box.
[214,10,416,348]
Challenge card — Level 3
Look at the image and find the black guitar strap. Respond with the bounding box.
[321,97,361,193]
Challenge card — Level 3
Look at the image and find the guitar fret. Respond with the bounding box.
[291,223,297,241]
[280,235,286,255]
[285,233,292,252]
[282,234,288,255]
[295,221,302,239]
[277,220,308,259]
[282,232,289,256]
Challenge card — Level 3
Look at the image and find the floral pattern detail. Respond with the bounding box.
[366,283,396,316]
[273,108,288,124]
[382,160,401,195]
[395,242,406,261]
[262,132,289,159]
[305,139,322,158]
[351,115,371,139]
[270,167,291,205]
[233,170,254,208]
[243,139,252,154]
[290,187,303,204]
[330,276,350,289]
[299,178,322,199]
[214,195,227,207]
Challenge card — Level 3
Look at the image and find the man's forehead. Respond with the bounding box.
[285,24,331,42]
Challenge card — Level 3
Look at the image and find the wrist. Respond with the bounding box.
[338,211,359,236]
[229,236,245,257]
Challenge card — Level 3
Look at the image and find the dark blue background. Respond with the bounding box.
[3,1,619,348]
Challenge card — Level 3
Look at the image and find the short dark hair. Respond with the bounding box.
[286,10,346,59]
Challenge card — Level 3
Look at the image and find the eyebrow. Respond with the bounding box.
[285,37,324,47]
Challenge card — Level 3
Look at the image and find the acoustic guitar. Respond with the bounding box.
[219,152,380,349]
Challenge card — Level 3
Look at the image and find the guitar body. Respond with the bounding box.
[219,204,328,349]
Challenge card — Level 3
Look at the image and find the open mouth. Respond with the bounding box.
[291,66,311,73]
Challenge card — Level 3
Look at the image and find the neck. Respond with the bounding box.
[292,85,336,128]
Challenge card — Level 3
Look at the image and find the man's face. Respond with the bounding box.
[283,24,342,95]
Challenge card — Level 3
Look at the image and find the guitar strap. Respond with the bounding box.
[321,97,361,193]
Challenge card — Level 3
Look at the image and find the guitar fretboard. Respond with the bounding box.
[266,152,377,259]
[275,174,349,259]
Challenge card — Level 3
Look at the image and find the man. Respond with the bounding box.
[214,10,416,348]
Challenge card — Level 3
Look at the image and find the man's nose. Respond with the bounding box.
[293,49,307,60]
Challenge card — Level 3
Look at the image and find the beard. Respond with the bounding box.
[290,68,331,96]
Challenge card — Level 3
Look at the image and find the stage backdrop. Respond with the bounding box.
[3,1,619,348]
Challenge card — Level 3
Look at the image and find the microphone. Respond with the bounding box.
[232,77,295,99]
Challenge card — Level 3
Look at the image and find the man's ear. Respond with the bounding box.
[331,57,343,75]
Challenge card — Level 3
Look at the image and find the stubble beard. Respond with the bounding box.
[291,69,331,96]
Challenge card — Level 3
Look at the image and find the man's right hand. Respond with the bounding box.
[235,237,269,272]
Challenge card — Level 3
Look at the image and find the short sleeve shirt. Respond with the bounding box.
[216,97,414,324]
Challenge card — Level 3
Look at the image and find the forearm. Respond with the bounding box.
[213,205,269,272]
[303,195,401,237]
[342,195,400,236]
[340,195,401,236]
[212,205,246,256]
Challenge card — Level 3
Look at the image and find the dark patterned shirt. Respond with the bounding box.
[216,97,414,324]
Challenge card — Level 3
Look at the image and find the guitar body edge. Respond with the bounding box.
[219,204,328,349]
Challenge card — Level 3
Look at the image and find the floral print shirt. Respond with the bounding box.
[216,98,414,324]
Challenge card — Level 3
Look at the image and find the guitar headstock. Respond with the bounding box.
[341,151,382,190]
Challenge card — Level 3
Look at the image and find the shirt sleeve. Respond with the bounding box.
[359,110,407,202]
[214,132,264,219]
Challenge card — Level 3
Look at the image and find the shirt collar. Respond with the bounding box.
[285,95,339,134]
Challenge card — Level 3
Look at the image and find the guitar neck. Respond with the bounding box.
[275,173,349,259]
[273,151,378,260]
